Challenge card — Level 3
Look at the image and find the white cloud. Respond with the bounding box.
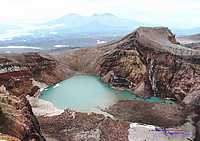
[47,24,65,29]
[0,0,199,28]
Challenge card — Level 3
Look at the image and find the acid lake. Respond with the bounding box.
[40,75,172,112]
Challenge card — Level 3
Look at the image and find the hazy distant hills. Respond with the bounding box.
[48,13,142,29]
[0,13,200,51]
[41,13,144,37]
[0,13,145,49]
[45,13,200,36]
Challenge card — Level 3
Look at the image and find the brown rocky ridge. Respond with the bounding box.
[177,34,200,50]
[0,93,45,140]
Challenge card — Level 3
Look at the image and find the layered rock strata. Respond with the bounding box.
[0,94,45,140]
[97,27,200,101]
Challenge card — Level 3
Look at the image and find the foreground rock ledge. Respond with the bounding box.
[0,94,45,141]
[38,109,195,141]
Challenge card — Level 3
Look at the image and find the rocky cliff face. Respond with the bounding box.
[97,27,200,101]
[0,52,74,97]
[0,94,45,140]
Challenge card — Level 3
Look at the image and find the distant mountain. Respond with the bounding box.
[47,13,143,30]
[0,13,146,49]
[37,13,145,37]
[0,13,200,50]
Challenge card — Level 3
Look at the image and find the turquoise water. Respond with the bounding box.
[40,75,172,112]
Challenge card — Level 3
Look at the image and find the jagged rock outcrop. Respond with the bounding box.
[0,94,45,140]
[97,27,200,101]
[0,53,74,97]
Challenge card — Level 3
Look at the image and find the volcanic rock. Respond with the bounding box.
[106,100,187,127]
[38,110,129,141]
[0,94,45,140]
[97,27,200,100]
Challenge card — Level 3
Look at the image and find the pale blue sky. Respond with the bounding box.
[0,0,199,28]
